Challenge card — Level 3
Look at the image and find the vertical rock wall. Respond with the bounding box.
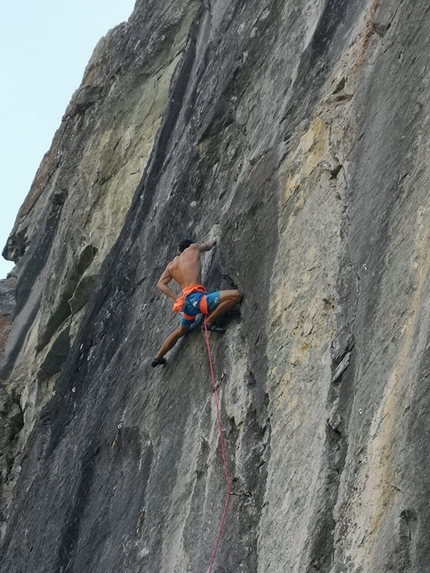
[1,0,430,571]
[0,0,201,509]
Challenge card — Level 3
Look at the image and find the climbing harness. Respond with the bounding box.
[172,284,206,313]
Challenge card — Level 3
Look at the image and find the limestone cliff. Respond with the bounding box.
[1,0,430,571]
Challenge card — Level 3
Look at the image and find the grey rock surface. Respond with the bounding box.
[1,0,430,571]
[0,0,200,509]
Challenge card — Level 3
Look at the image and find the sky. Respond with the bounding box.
[0,0,136,279]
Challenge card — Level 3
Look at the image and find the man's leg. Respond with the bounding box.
[206,290,242,326]
[153,324,189,364]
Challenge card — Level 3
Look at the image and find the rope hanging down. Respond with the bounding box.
[204,318,232,573]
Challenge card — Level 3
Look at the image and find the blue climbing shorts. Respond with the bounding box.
[180,291,221,326]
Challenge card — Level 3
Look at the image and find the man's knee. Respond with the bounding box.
[178,325,189,337]
[234,290,243,304]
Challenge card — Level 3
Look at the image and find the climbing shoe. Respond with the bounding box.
[205,323,226,334]
[151,357,167,367]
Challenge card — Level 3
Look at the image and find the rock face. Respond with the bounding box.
[1,0,430,571]
[0,277,23,507]
[0,0,200,516]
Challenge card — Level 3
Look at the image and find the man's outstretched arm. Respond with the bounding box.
[198,239,217,252]
[156,267,178,300]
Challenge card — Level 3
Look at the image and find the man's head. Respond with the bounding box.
[178,239,195,253]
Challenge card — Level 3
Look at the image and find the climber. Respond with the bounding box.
[151,239,242,367]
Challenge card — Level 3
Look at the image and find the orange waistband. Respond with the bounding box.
[172,284,206,313]
[181,284,206,297]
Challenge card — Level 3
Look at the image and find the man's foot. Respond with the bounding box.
[205,323,226,334]
[151,357,167,367]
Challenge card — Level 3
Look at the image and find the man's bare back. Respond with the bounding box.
[156,241,215,300]
[168,244,205,288]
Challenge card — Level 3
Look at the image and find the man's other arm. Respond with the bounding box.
[156,266,178,300]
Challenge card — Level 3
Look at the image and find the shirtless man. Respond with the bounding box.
[151,239,242,367]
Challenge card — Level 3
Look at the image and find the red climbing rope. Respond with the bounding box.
[204,318,231,573]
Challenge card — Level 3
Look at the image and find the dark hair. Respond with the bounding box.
[178,239,194,253]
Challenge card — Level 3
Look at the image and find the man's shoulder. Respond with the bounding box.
[168,256,180,268]
[180,245,200,258]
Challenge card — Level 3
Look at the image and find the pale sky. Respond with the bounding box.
[0,0,136,279]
